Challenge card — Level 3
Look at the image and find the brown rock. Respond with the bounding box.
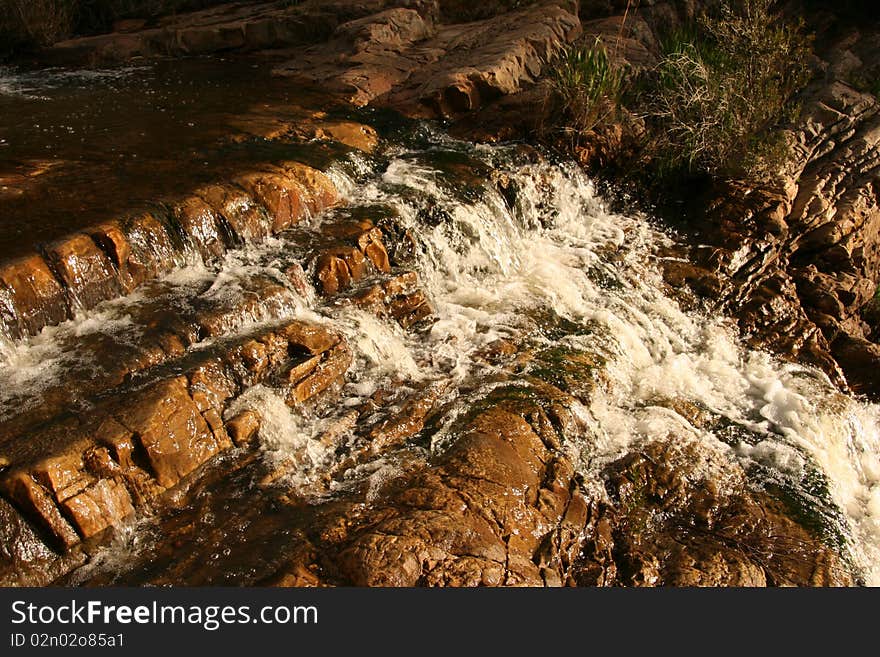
[0,471,80,549]
[121,212,180,288]
[315,249,362,295]
[236,170,308,233]
[60,478,135,539]
[584,440,854,587]
[367,383,447,451]
[89,222,136,292]
[116,377,224,489]
[287,342,352,405]
[385,3,581,118]
[329,401,590,586]
[0,254,69,339]
[358,227,392,273]
[275,1,580,118]
[226,411,262,446]
[0,497,59,586]
[280,321,342,355]
[310,121,379,152]
[197,183,271,243]
[172,196,231,261]
[832,334,880,396]
[46,234,122,311]
[280,162,339,216]
[389,289,433,327]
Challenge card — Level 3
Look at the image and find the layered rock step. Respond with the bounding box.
[0,182,437,586]
[0,160,338,342]
[0,271,300,444]
[0,318,351,586]
[274,0,581,117]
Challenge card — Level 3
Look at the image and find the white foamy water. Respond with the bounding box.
[0,65,150,99]
[1,128,877,584]
[309,135,880,584]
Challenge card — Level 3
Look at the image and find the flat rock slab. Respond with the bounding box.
[44,1,427,65]
[274,0,581,116]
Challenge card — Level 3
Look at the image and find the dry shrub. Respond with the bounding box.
[639,0,813,179]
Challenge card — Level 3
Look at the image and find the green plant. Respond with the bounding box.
[638,0,812,179]
[548,38,626,145]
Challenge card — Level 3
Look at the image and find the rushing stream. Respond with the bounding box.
[0,76,878,583]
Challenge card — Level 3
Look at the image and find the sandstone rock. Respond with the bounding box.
[315,247,364,295]
[226,411,262,446]
[831,334,880,395]
[349,270,432,326]
[172,196,232,261]
[59,478,135,539]
[1,471,81,549]
[275,1,581,117]
[235,170,309,233]
[380,3,581,117]
[358,227,392,273]
[307,120,380,152]
[280,162,339,216]
[197,184,271,243]
[113,378,221,489]
[312,225,397,296]
[328,401,591,586]
[0,254,69,339]
[88,222,137,293]
[118,212,181,290]
[388,290,433,328]
[286,342,352,405]
[367,382,447,451]
[0,497,61,586]
[45,234,122,311]
[0,318,349,577]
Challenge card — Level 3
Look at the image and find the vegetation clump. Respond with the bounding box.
[1,1,75,49]
[639,0,812,179]
[546,0,814,182]
[547,38,625,149]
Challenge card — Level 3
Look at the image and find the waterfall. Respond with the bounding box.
[1,126,877,584]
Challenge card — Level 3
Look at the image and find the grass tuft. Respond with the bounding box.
[546,37,626,148]
[637,0,813,180]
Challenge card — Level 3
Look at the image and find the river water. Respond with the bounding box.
[1,66,878,585]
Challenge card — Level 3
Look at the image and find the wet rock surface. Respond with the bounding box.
[583,441,851,586]
[56,357,850,588]
[0,0,874,588]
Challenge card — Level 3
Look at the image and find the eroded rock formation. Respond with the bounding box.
[0,0,872,588]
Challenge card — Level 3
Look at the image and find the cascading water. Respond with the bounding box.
[1,125,877,585]
[322,131,880,584]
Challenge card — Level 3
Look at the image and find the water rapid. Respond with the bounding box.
[2,126,877,584]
